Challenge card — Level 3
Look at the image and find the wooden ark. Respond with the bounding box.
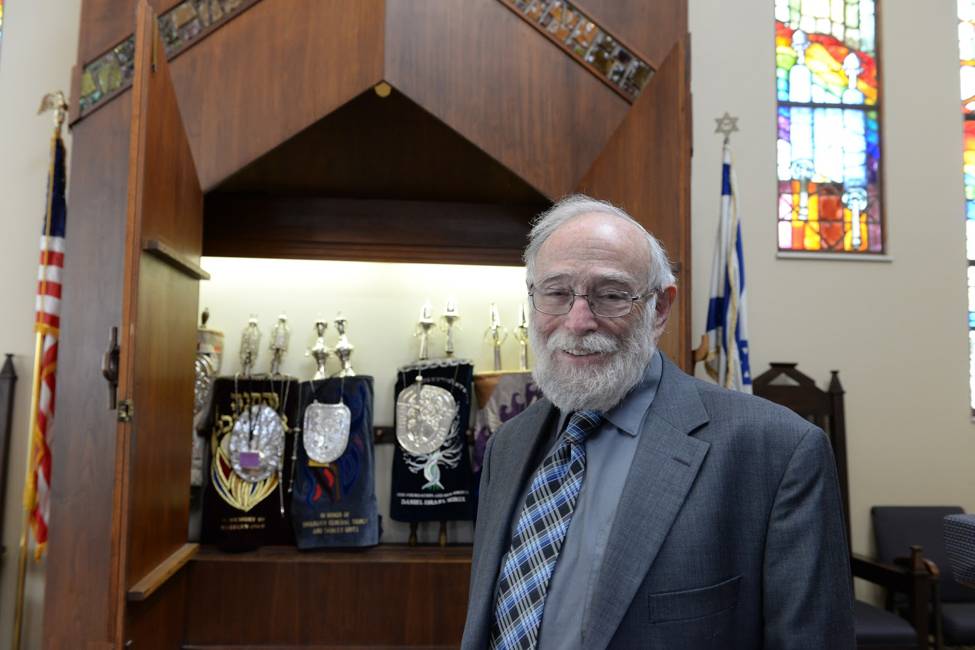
[46,1,691,647]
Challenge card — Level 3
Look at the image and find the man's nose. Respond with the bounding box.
[563,295,599,335]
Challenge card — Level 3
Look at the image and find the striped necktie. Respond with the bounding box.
[489,409,604,650]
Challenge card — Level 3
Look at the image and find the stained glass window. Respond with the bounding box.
[959,0,975,411]
[0,0,5,61]
[775,0,883,253]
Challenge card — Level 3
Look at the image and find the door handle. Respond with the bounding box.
[101,326,119,410]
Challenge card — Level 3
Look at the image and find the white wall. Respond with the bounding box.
[0,0,973,641]
[689,0,975,601]
[0,0,82,647]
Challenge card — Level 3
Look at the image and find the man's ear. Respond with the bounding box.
[654,285,677,331]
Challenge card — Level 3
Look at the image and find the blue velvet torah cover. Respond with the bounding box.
[291,376,380,549]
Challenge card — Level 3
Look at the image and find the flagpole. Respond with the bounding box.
[12,91,68,650]
[11,332,44,650]
[703,112,751,392]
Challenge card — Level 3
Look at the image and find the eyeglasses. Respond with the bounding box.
[528,286,653,318]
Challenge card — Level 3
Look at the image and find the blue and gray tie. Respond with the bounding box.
[489,409,604,650]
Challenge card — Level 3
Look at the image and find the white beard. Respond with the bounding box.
[529,304,656,413]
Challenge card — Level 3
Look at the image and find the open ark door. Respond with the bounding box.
[575,36,691,369]
[112,0,205,645]
[42,0,202,647]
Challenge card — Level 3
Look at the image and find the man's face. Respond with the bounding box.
[528,212,663,413]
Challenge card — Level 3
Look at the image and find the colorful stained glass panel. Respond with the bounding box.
[775,0,882,253]
[965,120,975,252]
[775,20,877,105]
[960,1,975,411]
[962,1,975,114]
[776,106,880,252]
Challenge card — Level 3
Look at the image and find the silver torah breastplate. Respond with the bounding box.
[194,355,217,415]
[303,401,351,464]
[230,404,286,483]
[395,383,458,455]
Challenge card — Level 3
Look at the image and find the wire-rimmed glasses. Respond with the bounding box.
[528,286,653,318]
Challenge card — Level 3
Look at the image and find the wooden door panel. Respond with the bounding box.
[43,94,132,650]
[385,0,630,200]
[575,37,691,368]
[124,255,199,584]
[172,0,386,190]
[115,2,204,640]
[126,570,189,650]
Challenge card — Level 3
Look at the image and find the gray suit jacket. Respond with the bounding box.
[462,356,855,649]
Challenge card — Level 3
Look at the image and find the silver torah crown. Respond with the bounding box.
[441,299,460,357]
[239,317,261,376]
[486,303,508,371]
[333,314,355,377]
[268,314,290,376]
[306,319,330,380]
[416,301,436,361]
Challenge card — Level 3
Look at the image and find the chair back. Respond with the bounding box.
[945,513,975,589]
[872,506,973,603]
[753,363,850,537]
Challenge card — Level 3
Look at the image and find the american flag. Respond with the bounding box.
[25,133,66,556]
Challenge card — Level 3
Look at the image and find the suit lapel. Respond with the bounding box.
[584,358,712,649]
[468,398,556,644]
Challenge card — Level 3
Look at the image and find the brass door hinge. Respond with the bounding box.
[117,399,134,423]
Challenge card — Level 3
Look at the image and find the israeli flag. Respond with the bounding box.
[705,141,752,393]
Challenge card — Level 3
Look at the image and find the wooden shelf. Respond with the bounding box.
[143,239,211,280]
[193,543,472,565]
[184,646,457,649]
[127,542,199,602]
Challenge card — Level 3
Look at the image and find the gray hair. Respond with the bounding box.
[524,194,676,290]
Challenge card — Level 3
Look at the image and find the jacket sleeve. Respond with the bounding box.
[763,426,856,649]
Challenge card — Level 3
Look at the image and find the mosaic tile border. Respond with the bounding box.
[79,0,652,115]
[499,0,655,102]
[79,0,256,115]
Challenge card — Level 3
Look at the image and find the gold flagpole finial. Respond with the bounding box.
[37,90,69,131]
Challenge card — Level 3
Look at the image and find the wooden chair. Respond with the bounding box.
[754,363,937,650]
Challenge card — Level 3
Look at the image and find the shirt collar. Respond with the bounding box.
[557,350,663,438]
[604,351,662,437]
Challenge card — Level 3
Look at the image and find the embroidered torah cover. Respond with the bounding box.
[472,371,542,474]
[471,371,542,520]
[201,376,298,550]
[291,376,380,548]
[390,359,475,522]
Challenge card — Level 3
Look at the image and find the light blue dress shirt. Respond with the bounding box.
[523,351,664,649]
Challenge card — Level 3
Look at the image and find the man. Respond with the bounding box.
[462,195,854,649]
